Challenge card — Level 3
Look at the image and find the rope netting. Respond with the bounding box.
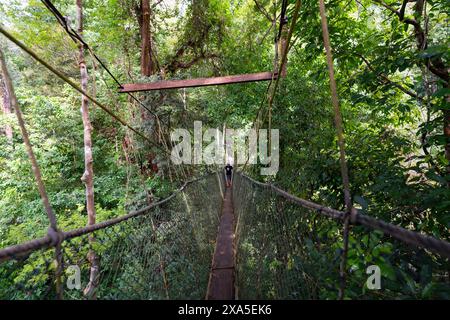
[233,173,450,299]
[0,172,224,299]
[1,170,449,300]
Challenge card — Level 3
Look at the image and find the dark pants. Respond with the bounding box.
[226,174,232,186]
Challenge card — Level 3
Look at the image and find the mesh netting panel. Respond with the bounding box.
[233,173,450,299]
[233,173,340,299]
[0,172,223,299]
[1,172,448,300]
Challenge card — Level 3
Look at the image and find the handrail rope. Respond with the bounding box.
[242,0,301,173]
[0,49,58,232]
[240,172,346,219]
[265,0,301,124]
[266,0,302,138]
[237,172,450,259]
[277,0,289,41]
[318,0,352,299]
[0,172,217,263]
[255,0,295,128]
[41,1,120,83]
[40,0,167,126]
[270,0,301,103]
[0,47,64,298]
[249,0,290,132]
[0,26,178,160]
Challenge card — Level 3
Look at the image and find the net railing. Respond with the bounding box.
[1,170,448,300]
[0,172,224,299]
[233,172,450,299]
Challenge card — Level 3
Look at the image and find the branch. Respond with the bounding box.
[372,0,449,83]
[355,50,445,176]
[257,22,274,45]
[253,0,273,22]
[373,0,400,15]
[152,0,164,9]
[399,0,408,20]
[164,49,219,74]
[355,53,423,101]
[373,0,421,27]
[355,0,367,10]
[420,86,443,176]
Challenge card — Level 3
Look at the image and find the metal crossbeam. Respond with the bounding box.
[118,71,278,93]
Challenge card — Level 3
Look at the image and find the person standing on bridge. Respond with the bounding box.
[225,163,233,187]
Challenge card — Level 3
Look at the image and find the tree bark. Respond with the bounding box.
[76,0,99,299]
[139,0,155,76]
[0,74,13,145]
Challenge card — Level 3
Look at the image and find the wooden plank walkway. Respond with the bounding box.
[206,186,235,300]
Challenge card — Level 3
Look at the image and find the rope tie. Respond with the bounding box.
[350,207,358,224]
[47,227,63,247]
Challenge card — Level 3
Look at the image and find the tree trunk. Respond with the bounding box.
[140,0,154,76]
[375,0,450,183]
[445,102,450,184]
[0,69,13,145]
[76,0,99,299]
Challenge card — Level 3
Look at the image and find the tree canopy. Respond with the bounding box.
[0,0,449,299]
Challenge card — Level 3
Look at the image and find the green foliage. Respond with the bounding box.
[0,0,449,299]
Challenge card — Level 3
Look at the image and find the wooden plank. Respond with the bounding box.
[119,71,278,93]
[206,187,235,300]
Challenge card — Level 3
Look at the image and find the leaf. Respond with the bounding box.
[354,195,368,210]
[421,282,434,299]
[417,45,447,59]
[432,88,450,98]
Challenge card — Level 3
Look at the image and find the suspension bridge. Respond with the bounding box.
[0,171,449,299]
[0,0,449,300]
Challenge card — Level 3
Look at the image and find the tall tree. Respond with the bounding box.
[137,0,155,76]
[373,0,450,182]
[76,0,98,298]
